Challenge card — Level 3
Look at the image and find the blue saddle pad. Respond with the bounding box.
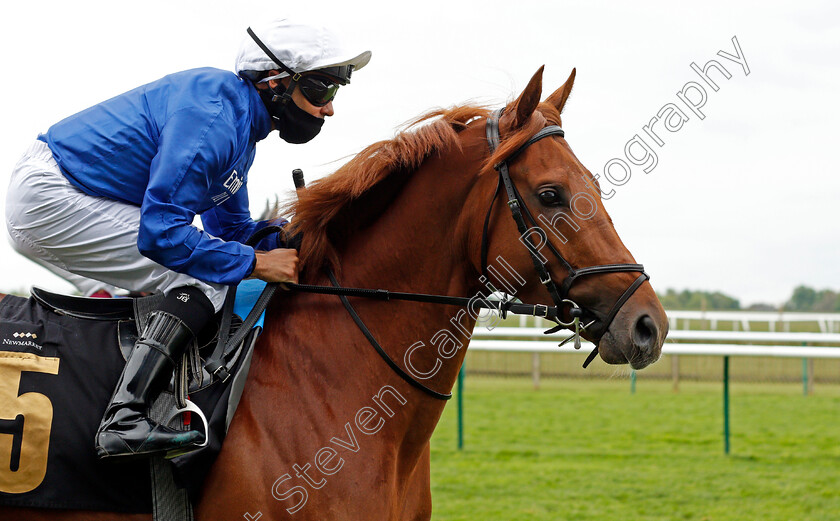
[232,279,268,329]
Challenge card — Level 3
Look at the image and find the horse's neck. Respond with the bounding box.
[341,165,474,297]
[334,153,481,388]
[270,147,483,448]
[326,159,483,457]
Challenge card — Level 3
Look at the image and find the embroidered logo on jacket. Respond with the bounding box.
[211,170,243,205]
[223,170,243,195]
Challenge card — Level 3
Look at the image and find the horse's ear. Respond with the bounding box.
[511,66,544,129]
[545,68,576,114]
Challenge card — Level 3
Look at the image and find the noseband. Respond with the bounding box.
[480,109,649,367]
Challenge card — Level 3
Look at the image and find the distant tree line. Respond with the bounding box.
[783,286,840,312]
[657,289,741,311]
[657,286,840,312]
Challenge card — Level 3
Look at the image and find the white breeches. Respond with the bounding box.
[5,139,227,311]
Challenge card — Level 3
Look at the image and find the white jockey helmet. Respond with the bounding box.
[235,18,371,85]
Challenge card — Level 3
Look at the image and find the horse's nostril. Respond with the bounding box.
[633,314,657,353]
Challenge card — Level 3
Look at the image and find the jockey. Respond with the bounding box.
[4,19,371,459]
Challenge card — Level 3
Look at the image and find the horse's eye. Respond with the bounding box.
[538,189,562,206]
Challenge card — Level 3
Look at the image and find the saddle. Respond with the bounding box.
[0,281,268,513]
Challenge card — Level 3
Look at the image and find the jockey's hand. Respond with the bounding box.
[250,248,299,284]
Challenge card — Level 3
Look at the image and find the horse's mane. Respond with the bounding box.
[285,101,563,277]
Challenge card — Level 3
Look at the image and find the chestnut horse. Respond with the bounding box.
[1,67,668,520]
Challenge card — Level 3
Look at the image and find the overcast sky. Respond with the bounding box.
[0,0,837,306]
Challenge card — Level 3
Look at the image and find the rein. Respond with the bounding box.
[210,110,651,400]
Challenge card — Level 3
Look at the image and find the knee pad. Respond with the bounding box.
[157,286,216,336]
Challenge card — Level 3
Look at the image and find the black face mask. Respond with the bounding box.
[258,87,324,144]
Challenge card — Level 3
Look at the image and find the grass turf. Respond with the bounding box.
[429,377,840,520]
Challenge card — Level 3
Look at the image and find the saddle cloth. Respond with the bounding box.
[0,281,266,513]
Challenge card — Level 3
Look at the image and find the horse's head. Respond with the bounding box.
[464,67,667,369]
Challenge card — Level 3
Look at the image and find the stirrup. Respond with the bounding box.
[162,399,209,459]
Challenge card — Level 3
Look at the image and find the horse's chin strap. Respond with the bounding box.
[548,270,649,368]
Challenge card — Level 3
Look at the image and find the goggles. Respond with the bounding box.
[298,74,340,107]
[259,72,341,107]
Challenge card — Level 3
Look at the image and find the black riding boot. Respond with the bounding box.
[95,286,215,459]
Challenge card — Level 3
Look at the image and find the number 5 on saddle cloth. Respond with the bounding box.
[0,279,267,513]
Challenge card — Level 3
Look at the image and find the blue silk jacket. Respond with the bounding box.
[40,68,283,285]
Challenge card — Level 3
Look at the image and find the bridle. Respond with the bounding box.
[481,109,649,367]
[208,109,652,401]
